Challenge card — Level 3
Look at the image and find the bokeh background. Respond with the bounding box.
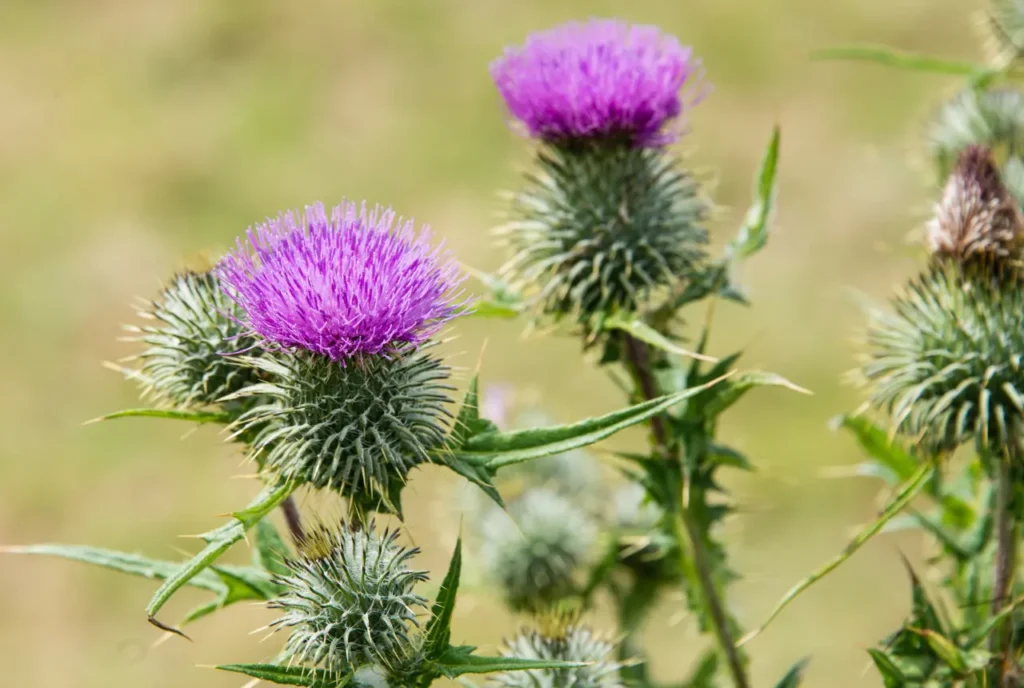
[0,0,991,685]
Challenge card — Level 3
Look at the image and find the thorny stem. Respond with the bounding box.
[621,333,750,688]
[992,438,1020,684]
[280,495,304,545]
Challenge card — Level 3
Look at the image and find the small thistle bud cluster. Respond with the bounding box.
[269,522,429,680]
[127,268,262,410]
[492,19,710,325]
[218,201,465,512]
[488,624,625,688]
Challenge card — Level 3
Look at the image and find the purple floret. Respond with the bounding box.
[219,201,465,361]
[491,19,705,145]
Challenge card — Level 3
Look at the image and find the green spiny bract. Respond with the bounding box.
[928,87,1024,194]
[479,488,596,612]
[863,266,1024,454]
[233,343,454,514]
[983,0,1024,64]
[488,625,625,688]
[127,269,262,409]
[498,141,708,324]
[269,522,428,680]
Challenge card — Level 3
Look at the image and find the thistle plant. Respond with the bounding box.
[5,14,809,688]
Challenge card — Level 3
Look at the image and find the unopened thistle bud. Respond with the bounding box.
[488,624,626,688]
[491,19,710,322]
[479,488,596,612]
[127,268,262,409]
[269,522,428,680]
[218,201,465,513]
[982,0,1024,65]
[927,145,1024,269]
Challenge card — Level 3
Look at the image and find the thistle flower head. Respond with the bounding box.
[235,342,454,514]
[982,0,1024,65]
[491,19,704,146]
[927,145,1024,268]
[488,624,626,688]
[128,269,261,409]
[219,201,464,362]
[269,522,428,678]
[479,488,596,612]
[863,265,1024,453]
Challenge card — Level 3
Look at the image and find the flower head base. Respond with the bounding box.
[479,488,596,612]
[863,265,1024,454]
[269,522,428,678]
[219,202,464,362]
[234,342,453,514]
[488,624,625,688]
[128,269,262,409]
[491,19,704,146]
[927,145,1024,270]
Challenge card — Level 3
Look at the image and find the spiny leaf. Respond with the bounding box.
[252,518,292,578]
[603,313,717,362]
[85,407,231,425]
[705,371,810,419]
[451,375,730,470]
[908,628,969,674]
[216,663,346,687]
[425,536,462,659]
[146,481,296,628]
[811,45,993,77]
[867,649,908,688]
[728,125,781,262]
[774,657,811,688]
[739,462,933,646]
[433,646,586,677]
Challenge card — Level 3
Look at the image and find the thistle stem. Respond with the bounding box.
[991,440,1019,680]
[621,333,750,688]
[280,495,305,545]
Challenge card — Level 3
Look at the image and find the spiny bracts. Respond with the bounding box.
[488,624,625,688]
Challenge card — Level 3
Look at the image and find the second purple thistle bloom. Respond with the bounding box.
[218,201,464,362]
[490,19,705,145]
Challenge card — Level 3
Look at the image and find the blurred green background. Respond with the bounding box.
[0,0,990,685]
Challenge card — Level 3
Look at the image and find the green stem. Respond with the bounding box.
[621,333,750,688]
[991,441,1020,682]
[280,495,305,545]
[614,578,657,688]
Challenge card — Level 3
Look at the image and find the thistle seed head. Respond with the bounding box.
[234,343,454,514]
[927,145,1024,268]
[269,522,428,678]
[488,624,626,688]
[499,143,708,323]
[863,264,1024,453]
[127,269,262,409]
[479,488,597,612]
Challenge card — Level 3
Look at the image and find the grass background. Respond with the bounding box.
[0,0,991,685]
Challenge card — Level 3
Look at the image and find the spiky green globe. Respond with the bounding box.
[269,524,428,678]
[984,0,1024,64]
[864,266,1024,453]
[479,488,596,612]
[499,141,708,323]
[488,626,625,688]
[128,269,261,409]
[235,343,453,513]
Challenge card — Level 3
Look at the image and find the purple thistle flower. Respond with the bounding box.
[491,19,706,146]
[219,201,465,361]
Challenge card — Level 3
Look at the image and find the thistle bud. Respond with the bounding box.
[127,269,262,409]
[928,88,1024,184]
[488,624,626,688]
[478,488,596,612]
[927,145,1024,269]
[269,522,428,679]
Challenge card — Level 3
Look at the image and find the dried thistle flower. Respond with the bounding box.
[863,264,1024,453]
[479,488,597,612]
[269,522,428,679]
[127,268,261,409]
[927,145,1024,268]
[488,624,626,688]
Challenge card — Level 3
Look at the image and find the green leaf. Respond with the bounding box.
[909,628,968,674]
[461,268,524,319]
[867,649,908,688]
[774,657,811,688]
[466,300,522,319]
[216,663,346,687]
[146,481,296,629]
[2,544,226,593]
[452,375,730,471]
[811,45,993,76]
[211,565,278,603]
[833,415,919,481]
[603,314,717,362]
[450,375,498,448]
[252,518,292,578]
[684,650,719,687]
[728,126,780,262]
[85,407,231,425]
[424,536,462,659]
[740,462,933,646]
[705,371,810,419]
[433,647,585,677]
